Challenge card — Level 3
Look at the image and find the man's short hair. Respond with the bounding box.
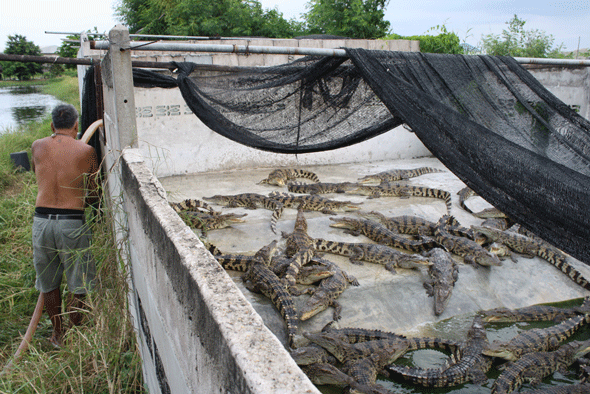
[52,104,79,130]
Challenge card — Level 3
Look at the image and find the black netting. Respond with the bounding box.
[130,50,590,265]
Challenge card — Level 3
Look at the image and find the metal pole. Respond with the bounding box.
[92,40,349,57]
[515,57,590,66]
[91,40,590,66]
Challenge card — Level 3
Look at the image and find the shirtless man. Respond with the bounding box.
[31,104,99,347]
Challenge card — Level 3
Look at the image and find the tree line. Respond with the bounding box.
[1,0,578,81]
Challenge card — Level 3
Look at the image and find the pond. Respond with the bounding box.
[0,85,65,133]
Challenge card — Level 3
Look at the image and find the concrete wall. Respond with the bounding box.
[134,85,430,177]
[525,65,590,120]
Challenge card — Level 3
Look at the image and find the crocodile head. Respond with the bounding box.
[297,264,336,285]
[299,297,330,321]
[202,195,231,205]
[478,253,502,267]
[344,185,374,196]
[482,342,518,361]
[433,281,454,316]
[303,331,350,361]
[333,201,363,212]
[357,174,382,184]
[328,217,360,230]
[289,344,336,366]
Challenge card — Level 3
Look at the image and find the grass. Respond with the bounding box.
[0,75,145,393]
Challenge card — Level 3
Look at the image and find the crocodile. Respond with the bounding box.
[304,332,410,394]
[312,237,432,273]
[178,210,248,233]
[320,323,462,360]
[215,252,260,272]
[345,182,452,213]
[387,316,492,388]
[433,216,502,267]
[300,363,378,393]
[241,241,299,347]
[258,168,320,186]
[169,198,216,214]
[472,225,590,291]
[297,261,359,321]
[362,211,474,240]
[289,343,338,366]
[329,216,437,253]
[202,193,284,234]
[483,313,590,361]
[280,207,316,287]
[343,352,403,394]
[272,255,337,285]
[304,330,409,364]
[423,248,459,316]
[287,181,359,195]
[357,167,446,184]
[268,191,362,215]
[490,339,590,394]
[481,298,590,323]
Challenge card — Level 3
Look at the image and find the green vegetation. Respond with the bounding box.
[1,35,44,81]
[385,25,464,54]
[0,76,144,392]
[304,0,390,39]
[481,15,565,58]
[116,0,306,39]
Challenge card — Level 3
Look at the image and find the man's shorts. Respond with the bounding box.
[32,214,96,294]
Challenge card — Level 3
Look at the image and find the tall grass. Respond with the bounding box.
[0,76,145,393]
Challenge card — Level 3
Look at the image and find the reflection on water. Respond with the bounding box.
[0,85,65,132]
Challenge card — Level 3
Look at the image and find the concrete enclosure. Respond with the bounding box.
[85,25,590,394]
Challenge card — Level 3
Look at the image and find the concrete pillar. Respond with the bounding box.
[101,24,138,150]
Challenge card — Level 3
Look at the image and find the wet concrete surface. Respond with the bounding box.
[160,156,590,346]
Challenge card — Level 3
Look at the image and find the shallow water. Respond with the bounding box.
[0,85,64,132]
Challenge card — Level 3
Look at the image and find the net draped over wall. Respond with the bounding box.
[125,50,590,266]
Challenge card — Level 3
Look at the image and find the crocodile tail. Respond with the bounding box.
[541,250,590,291]
[312,238,351,257]
[269,203,284,234]
[295,169,320,183]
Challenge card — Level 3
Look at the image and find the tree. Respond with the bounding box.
[1,34,43,80]
[302,0,390,39]
[481,15,564,58]
[115,0,305,38]
[385,25,464,54]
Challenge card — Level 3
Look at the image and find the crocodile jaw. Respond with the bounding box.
[300,300,329,321]
[433,286,453,316]
[482,346,517,361]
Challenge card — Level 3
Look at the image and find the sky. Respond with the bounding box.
[0,0,588,53]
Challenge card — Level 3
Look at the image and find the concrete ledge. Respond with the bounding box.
[120,148,319,394]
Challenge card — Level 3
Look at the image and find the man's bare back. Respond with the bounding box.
[32,121,98,211]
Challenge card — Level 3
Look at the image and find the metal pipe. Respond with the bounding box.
[92,40,348,57]
[92,40,590,66]
[515,57,590,66]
